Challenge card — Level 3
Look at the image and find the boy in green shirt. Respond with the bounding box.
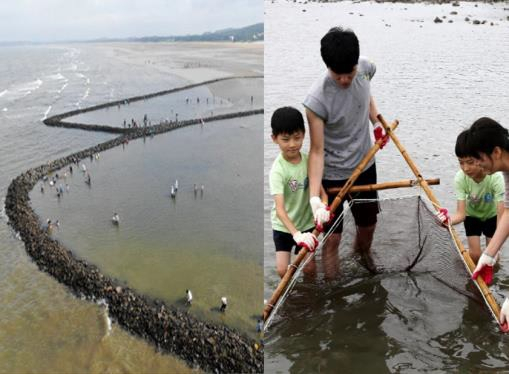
[448,131,504,263]
[269,107,326,278]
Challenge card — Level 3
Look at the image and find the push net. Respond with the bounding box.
[264,194,502,330]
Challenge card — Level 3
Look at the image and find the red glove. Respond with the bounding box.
[472,252,497,285]
[374,122,390,149]
[436,208,450,227]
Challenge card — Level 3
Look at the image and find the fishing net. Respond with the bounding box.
[344,196,475,298]
[265,194,502,330]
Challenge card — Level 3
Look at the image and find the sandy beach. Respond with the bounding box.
[103,41,263,83]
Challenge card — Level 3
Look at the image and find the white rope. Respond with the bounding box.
[446,221,500,324]
[263,200,353,332]
[264,193,427,332]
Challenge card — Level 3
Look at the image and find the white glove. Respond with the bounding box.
[472,252,497,285]
[293,231,319,252]
[310,196,330,232]
[500,298,509,327]
[436,208,450,226]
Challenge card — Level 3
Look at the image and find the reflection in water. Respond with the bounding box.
[266,276,391,373]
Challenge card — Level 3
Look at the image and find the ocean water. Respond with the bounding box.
[0,42,262,373]
[264,1,509,372]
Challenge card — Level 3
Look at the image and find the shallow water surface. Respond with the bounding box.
[31,115,263,336]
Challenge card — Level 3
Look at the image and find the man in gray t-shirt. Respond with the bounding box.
[303,27,388,276]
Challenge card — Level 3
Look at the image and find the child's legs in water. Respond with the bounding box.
[276,251,291,278]
[467,235,482,263]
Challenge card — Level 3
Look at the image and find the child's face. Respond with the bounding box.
[329,66,357,89]
[458,156,486,178]
[272,131,305,160]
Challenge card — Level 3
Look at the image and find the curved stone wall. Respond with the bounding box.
[44,75,263,133]
[5,78,264,373]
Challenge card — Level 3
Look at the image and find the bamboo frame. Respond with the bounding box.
[263,120,400,321]
[326,178,440,195]
[377,114,501,323]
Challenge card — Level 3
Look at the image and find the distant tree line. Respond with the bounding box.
[136,23,264,43]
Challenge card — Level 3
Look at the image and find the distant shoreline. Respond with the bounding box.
[0,22,264,46]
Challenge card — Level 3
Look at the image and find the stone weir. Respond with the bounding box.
[5,81,264,373]
[44,75,263,133]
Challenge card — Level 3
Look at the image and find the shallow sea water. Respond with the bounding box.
[31,115,263,335]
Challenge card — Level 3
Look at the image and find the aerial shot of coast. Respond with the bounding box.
[0,1,263,373]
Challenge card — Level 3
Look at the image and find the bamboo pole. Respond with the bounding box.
[263,120,400,322]
[327,178,440,195]
[377,114,501,322]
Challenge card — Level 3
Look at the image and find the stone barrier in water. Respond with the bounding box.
[6,79,264,373]
[44,75,263,133]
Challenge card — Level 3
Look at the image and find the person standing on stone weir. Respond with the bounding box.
[303,26,389,277]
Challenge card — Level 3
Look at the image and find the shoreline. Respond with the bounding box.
[6,79,264,373]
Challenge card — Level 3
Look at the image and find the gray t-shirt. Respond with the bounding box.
[303,57,376,180]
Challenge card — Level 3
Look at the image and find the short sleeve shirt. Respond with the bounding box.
[269,152,314,233]
[454,170,504,220]
[303,56,376,180]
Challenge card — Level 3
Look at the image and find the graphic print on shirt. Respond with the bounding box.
[288,176,308,193]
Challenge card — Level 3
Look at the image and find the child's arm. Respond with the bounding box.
[274,194,299,235]
[319,185,328,204]
[450,200,466,225]
[497,201,504,225]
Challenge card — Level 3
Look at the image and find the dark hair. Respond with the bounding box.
[320,26,359,74]
[271,106,305,136]
[454,130,471,158]
[455,117,509,159]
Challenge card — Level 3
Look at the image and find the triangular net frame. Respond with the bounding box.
[263,116,501,331]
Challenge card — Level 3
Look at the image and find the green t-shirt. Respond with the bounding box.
[269,152,314,233]
[454,170,504,221]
